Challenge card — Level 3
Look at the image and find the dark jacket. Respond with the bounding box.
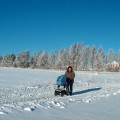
[65,71,75,83]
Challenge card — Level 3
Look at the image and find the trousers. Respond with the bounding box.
[66,78,73,95]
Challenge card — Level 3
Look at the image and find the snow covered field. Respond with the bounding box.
[0,67,120,120]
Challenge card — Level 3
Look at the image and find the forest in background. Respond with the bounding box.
[0,43,120,71]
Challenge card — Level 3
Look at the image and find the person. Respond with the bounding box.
[65,66,75,96]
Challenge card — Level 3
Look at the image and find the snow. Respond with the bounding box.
[0,67,120,120]
[24,107,35,112]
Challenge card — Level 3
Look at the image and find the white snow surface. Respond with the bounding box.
[0,67,120,120]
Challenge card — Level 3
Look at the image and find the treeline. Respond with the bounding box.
[0,43,120,71]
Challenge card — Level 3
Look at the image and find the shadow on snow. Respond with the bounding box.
[73,87,102,96]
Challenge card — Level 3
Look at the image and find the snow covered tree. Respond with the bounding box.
[90,45,97,69]
[16,50,30,68]
[117,50,120,64]
[55,51,62,70]
[81,46,90,70]
[30,51,39,68]
[1,43,119,72]
[0,55,3,66]
[96,46,105,71]
[48,50,58,69]
[57,48,69,69]
[37,51,48,69]
[2,54,16,67]
[107,49,117,63]
[106,61,119,72]
[68,43,81,70]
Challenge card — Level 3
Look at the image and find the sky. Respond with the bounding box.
[0,0,120,55]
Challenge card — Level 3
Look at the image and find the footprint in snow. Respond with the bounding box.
[86,100,91,103]
[24,107,35,112]
[113,93,117,95]
[0,111,7,115]
[51,101,65,108]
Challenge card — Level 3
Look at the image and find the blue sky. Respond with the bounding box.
[0,0,120,55]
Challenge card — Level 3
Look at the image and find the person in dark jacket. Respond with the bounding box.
[65,66,75,96]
